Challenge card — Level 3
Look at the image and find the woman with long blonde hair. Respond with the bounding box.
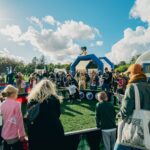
[27,79,64,150]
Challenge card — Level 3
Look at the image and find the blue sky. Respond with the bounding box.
[0,0,149,64]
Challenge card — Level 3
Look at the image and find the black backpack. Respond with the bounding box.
[26,103,40,124]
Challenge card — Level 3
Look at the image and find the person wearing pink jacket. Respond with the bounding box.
[0,85,25,150]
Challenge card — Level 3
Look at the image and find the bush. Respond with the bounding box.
[115,64,130,73]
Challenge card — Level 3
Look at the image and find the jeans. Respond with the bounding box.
[102,130,116,150]
[102,83,110,91]
[114,143,142,150]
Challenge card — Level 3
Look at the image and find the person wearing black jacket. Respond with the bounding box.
[96,91,116,150]
[27,80,64,150]
[102,67,112,91]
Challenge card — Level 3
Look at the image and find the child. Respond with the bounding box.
[96,92,116,150]
[0,85,25,150]
[66,74,80,102]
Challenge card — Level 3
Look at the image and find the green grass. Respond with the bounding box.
[60,100,97,132]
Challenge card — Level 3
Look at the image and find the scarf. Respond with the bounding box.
[128,73,147,85]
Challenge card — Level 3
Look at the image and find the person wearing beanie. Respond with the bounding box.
[96,91,116,150]
[114,64,150,150]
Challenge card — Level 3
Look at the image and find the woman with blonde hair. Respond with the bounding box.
[79,72,86,90]
[27,79,64,150]
[0,85,25,150]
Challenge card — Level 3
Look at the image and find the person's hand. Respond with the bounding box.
[19,136,25,142]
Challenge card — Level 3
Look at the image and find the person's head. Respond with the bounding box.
[125,64,147,84]
[81,46,87,51]
[126,64,143,79]
[1,85,18,100]
[97,92,108,102]
[105,67,109,73]
[67,74,71,80]
[28,79,62,103]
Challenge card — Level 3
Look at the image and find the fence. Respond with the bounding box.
[64,128,102,150]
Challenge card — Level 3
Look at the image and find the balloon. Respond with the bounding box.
[86,92,94,100]
[79,91,85,99]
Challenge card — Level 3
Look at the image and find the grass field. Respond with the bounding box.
[60,99,97,132]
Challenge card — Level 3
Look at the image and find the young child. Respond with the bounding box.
[96,92,116,150]
[0,85,25,150]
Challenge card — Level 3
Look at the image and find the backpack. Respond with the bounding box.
[26,103,40,124]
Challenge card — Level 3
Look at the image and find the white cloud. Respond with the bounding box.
[43,16,56,25]
[57,20,99,40]
[90,40,103,47]
[96,41,103,46]
[0,25,22,42]
[0,18,100,63]
[106,26,150,64]
[28,16,43,28]
[0,48,25,62]
[106,0,150,64]
[130,0,150,24]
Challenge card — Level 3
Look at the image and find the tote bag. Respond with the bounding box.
[117,84,150,150]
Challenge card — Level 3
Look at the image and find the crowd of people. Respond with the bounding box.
[0,63,149,150]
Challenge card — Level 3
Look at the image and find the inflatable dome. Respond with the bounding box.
[136,50,150,64]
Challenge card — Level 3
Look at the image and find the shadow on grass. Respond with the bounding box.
[62,111,76,117]
[79,100,97,112]
[61,102,83,116]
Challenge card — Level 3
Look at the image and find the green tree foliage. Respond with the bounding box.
[0,55,71,75]
[115,54,141,72]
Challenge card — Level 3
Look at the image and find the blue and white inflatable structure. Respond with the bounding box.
[70,54,114,100]
[70,54,114,76]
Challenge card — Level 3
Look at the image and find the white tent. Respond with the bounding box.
[54,68,67,74]
[136,50,150,64]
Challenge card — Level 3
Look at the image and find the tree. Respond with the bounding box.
[31,57,38,68]
[47,63,55,72]
[37,55,46,69]
[118,61,126,66]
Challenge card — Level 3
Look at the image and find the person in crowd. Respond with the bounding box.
[66,74,80,102]
[102,67,112,91]
[114,64,150,150]
[6,72,15,85]
[49,71,55,82]
[96,91,116,150]
[112,72,119,93]
[27,80,64,150]
[80,46,88,55]
[85,72,90,89]
[117,74,126,95]
[74,70,80,83]
[42,70,49,79]
[0,74,3,83]
[60,72,67,87]
[29,74,37,90]
[16,73,26,94]
[0,85,25,150]
[90,71,99,90]
[79,72,86,90]
[99,74,104,89]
